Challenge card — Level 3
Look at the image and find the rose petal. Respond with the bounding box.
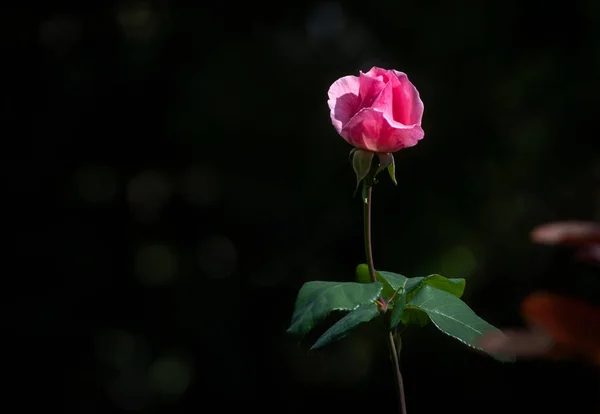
[358,71,386,109]
[364,66,392,81]
[328,67,425,152]
[370,73,398,121]
[393,71,425,126]
[342,107,425,153]
[327,75,361,135]
[530,221,600,246]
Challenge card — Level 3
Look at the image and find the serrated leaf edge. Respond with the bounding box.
[310,303,380,350]
[287,282,383,335]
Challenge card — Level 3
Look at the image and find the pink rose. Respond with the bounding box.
[327,67,424,153]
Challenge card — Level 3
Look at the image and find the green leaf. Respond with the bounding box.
[375,152,390,173]
[401,308,430,327]
[351,149,374,193]
[376,271,408,297]
[404,277,426,295]
[311,302,380,350]
[410,275,466,299]
[287,281,383,336]
[377,152,397,185]
[389,290,406,330]
[355,263,374,284]
[407,285,514,362]
[356,266,422,298]
[355,263,370,284]
[387,161,397,185]
[348,148,357,162]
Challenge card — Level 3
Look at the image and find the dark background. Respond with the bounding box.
[5,1,600,413]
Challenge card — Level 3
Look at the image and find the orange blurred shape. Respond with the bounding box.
[480,221,600,363]
[522,292,600,365]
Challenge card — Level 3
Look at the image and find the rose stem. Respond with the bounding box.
[363,180,407,414]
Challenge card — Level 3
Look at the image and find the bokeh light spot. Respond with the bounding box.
[134,244,178,285]
[127,171,171,221]
[117,2,159,42]
[440,245,477,278]
[148,354,193,399]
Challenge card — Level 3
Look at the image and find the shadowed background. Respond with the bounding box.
[5,0,600,412]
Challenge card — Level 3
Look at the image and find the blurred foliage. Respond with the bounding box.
[4,0,600,413]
